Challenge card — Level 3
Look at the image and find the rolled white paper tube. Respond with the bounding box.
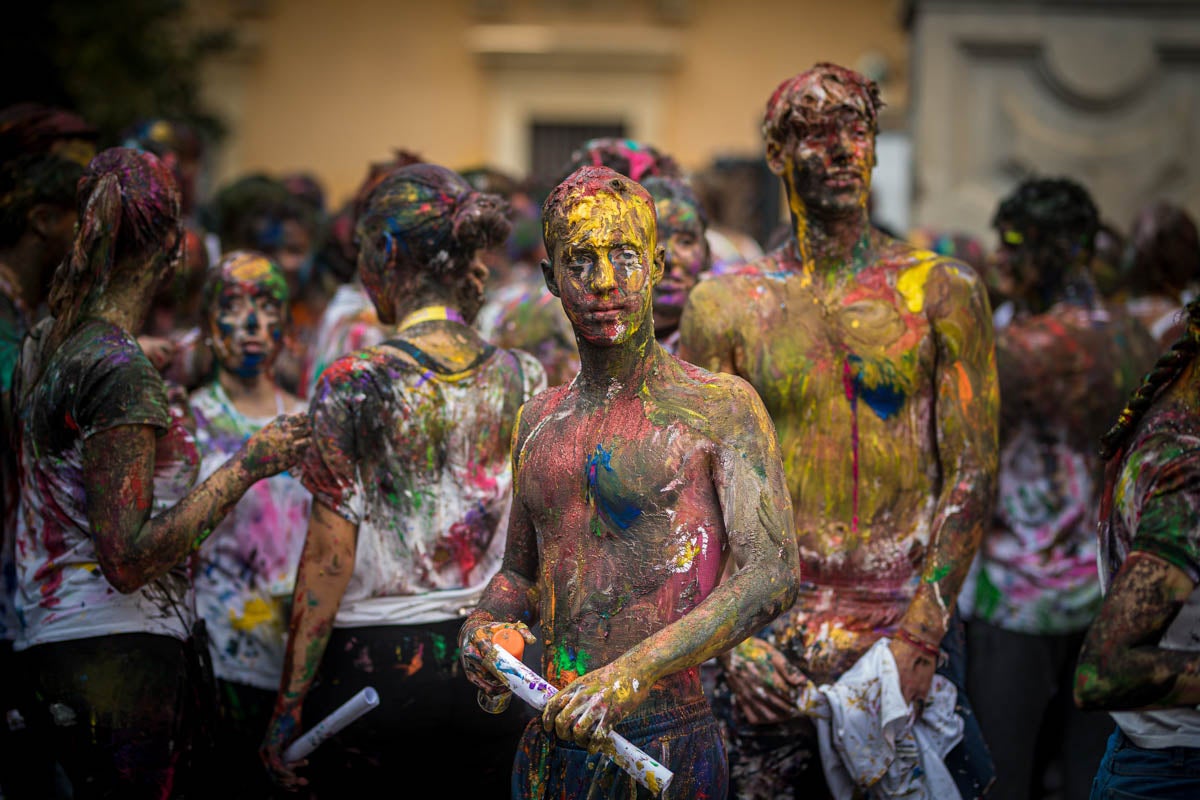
[284,686,380,763]
[489,644,675,795]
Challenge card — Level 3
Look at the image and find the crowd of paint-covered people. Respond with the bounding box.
[0,62,1198,800]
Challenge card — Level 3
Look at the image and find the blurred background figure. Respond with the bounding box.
[207,173,322,396]
[642,175,712,353]
[189,251,310,799]
[1124,201,1200,347]
[967,177,1157,800]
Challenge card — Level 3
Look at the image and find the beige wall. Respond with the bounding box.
[193,0,908,207]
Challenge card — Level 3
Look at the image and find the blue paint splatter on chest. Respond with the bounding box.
[585,443,642,534]
[845,354,906,420]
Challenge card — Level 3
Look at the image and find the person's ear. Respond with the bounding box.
[652,244,665,285]
[27,204,62,239]
[765,138,787,176]
[541,257,560,298]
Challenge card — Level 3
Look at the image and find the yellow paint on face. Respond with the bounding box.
[896,258,937,314]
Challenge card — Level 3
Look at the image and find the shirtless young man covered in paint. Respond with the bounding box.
[678,63,1000,798]
[460,166,799,798]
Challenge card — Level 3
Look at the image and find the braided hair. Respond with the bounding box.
[45,147,182,356]
[1099,298,1200,461]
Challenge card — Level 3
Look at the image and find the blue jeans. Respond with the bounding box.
[1090,727,1200,799]
[513,697,727,799]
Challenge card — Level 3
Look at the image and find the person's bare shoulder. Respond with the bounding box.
[664,356,776,447]
[881,237,990,319]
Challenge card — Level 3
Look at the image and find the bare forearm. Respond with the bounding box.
[1077,647,1200,710]
[903,473,992,643]
[276,521,355,714]
[91,440,259,593]
[1075,553,1200,711]
[467,569,539,631]
[622,558,797,687]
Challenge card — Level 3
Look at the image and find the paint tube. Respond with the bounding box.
[284,686,380,763]
[488,644,674,795]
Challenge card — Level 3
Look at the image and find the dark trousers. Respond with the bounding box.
[203,679,302,800]
[967,620,1112,800]
[17,632,200,799]
[301,619,532,798]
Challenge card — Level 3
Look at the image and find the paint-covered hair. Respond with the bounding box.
[202,250,290,320]
[560,138,682,185]
[542,166,657,257]
[209,174,318,253]
[1128,201,1199,297]
[120,118,204,162]
[641,175,709,230]
[45,147,181,352]
[763,63,883,150]
[357,163,510,278]
[1099,297,1200,461]
[0,102,97,164]
[993,177,1099,264]
[0,153,83,248]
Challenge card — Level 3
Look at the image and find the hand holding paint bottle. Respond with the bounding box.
[488,632,674,795]
[459,618,537,709]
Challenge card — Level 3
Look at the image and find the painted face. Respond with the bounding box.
[652,198,709,332]
[770,78,876,216]
[547,192,662,347]
[207,254,289,378]
[262,218,313,294]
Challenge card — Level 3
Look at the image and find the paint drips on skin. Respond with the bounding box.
[842,358,860,535]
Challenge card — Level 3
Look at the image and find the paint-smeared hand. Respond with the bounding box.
[888,635,938,709]
[459,617,536,698]
[137,335,178,372]
[243,412,312,479]
[261,705,308,790]
[722,636,809,725]
[541,658,652,752]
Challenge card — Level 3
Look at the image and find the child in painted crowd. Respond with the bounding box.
[11,147,310,798]
[190,251,311,797]
[261,163,546,796]
[641,176,713,354]
[1073,296,1200,798]
[460,166,799,798]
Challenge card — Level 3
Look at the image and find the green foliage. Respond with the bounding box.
[1,0,231,145]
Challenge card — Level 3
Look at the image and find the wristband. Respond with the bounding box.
[894,627,941,661]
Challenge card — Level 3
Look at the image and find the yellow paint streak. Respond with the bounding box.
[227,253,275,283]
[896,257,937,314]
[230,596,277,632]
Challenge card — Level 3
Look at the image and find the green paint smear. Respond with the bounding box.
[926,563,952,583]
[552,646,591,677]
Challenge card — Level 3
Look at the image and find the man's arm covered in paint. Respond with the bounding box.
[893,260,1000,703]
[1075,552,1200,710]
[541,376,800,750]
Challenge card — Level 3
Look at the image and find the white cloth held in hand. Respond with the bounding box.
[813,637,964,800]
